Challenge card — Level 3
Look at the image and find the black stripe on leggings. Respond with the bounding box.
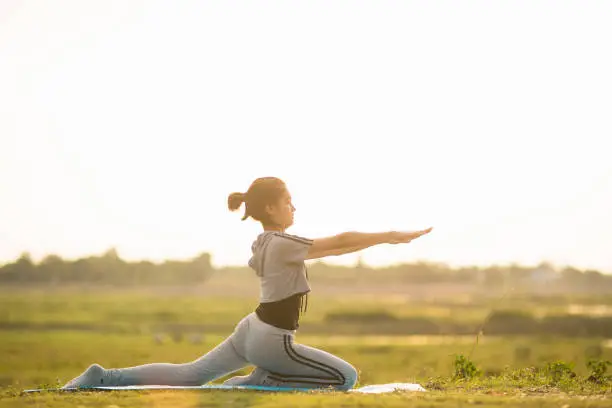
[269,337,341,386]
[284,335,346,384]
[267,374,338,386]
[285,336,346,385]
[283,335,345,385]
[261,337,340,385]
[267,368,339,382]
[280,336,342,385]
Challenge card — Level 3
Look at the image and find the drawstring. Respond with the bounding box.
[299,292,309,315]
[299,266,310,316]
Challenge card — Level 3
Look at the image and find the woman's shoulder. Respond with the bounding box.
[269,232,313,245]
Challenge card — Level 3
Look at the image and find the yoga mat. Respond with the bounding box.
[23,383,426,394]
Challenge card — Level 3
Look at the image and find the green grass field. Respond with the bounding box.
[1,288,611,407]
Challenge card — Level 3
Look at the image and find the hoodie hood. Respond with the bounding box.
[247,231,276,277]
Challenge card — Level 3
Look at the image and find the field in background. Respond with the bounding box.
[1,286,611,407]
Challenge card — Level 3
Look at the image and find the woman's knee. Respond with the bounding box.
[336,362,358,390]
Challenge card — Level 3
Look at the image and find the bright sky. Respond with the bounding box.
[1,1,611,273]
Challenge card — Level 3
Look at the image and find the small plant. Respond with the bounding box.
[453,354,481,380]
[545,360,575,384]
[425,376,447,390]
[507,366,538,382]
[586,359,611,384]
[3,385,20,398]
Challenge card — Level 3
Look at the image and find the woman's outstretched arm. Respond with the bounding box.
[305,228,432,260]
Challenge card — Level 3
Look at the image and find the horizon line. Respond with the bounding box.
[2,249,611,275]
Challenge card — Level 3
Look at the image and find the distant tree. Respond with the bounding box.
[482,267,504,288]
[15,252,36,282]
[0,252,35,283]
[584,269,605,287]
[41,254,64,265]
[39,254,66,284]
[102,247,121,260]
[561,266,583,286]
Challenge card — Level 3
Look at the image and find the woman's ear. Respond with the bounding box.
[264,203,275,218]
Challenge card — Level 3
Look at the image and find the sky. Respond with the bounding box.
[1,1,611,273]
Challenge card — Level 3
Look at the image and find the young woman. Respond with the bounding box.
[63,177,432,390]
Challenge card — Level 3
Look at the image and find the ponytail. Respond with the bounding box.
[228,192,250,221]
[227,192,246,211]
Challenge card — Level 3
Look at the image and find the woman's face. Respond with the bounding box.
[266,189,296,229]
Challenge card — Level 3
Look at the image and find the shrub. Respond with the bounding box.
[453,354,481,380]
[545,361,576,384]
[586,359,611,384]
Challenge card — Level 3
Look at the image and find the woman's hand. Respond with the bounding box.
[387,227,433,244]
[305,228,433,260]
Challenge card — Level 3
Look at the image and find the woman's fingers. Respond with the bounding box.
[388,228,433,244]
[416,227,433,236]
[409,227,433,240]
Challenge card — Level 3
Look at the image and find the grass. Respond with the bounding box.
[1,330,610,386]
[3,290,612,332]
[1,289,611,407]
[3,389,610,408]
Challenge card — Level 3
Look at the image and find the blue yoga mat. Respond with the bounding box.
[23,383,426,394]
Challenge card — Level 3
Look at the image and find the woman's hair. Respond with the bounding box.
[228,177,287,223]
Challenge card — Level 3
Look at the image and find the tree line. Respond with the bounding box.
[0,249,611,289]
[0,249,213,286]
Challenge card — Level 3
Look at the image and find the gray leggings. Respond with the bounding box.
[110,312,358,390]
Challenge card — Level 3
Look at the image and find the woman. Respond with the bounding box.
[63,177,432,390]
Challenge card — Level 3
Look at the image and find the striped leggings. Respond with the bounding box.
[109,312,358,390]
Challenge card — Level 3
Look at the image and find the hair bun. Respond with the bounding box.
[227,192,246,211]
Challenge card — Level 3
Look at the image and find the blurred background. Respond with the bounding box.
[1,0,611,390]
